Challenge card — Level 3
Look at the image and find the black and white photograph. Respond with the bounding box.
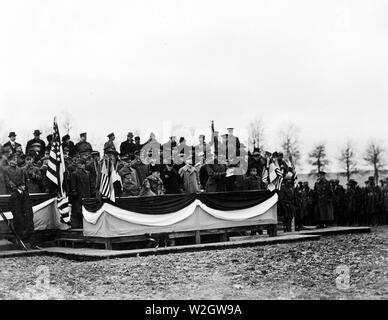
[0,0,387,308]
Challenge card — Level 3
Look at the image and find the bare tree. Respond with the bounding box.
[279,124,301,166]
[364,141,385,184]
[248,117,266,152]
[338,141,358,182]
[308,143,329,173]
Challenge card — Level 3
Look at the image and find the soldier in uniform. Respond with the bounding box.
[363,176,382,226]
[345,179,363,226]
[332,179,346,225]
[120,132,136,159]
[104,132,117,155]
[75,132,93,156]
[23,155,43,193]
[25,130,46,159]
[4,154,36,247]
[279,172,297,232]
[3,132,21,155]
[205,153,227,192]
[119,157,141,196]
[313,171,334,228]
[69,158,95,228]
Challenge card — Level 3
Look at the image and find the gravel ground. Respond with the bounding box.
[0,227,387,300]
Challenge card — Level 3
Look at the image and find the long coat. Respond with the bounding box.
[179,166,201,194]
[69,168,94,225]
[205,163,227,192]
[345,186,363,218]
[363,185,382,216]
[314,179,334,222]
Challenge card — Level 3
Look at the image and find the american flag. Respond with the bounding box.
[46,117,70,224]
[99,158,111,199]
[262,158,284,192]
[99,158,121,202]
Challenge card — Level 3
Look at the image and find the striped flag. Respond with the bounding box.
[46,117,70,224]
[262,158,284,192]
[99,158,111,199]
[99,158,122,202]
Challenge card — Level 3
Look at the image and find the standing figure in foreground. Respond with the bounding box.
[313,171,334,228]
[4,154,36,247]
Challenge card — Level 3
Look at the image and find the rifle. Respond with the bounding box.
[0,209,28,251]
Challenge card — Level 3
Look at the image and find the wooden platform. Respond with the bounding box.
[55,225,277,250]
[292,226,371,236]
[41,234,321,261]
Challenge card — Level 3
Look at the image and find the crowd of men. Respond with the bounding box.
[0,128,387,242]
[280,173,388,232]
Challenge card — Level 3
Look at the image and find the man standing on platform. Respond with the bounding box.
[75,132,93,156]
[4,154,36,247]
[279,172,297,232]
[26,130,46,159]
[120,132,136,159]
[313,171,334,228]
[3,132,21,155]
[69,158,95,229]
[104,133,117,155]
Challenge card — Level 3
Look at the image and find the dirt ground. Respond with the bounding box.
[0,227,387,300]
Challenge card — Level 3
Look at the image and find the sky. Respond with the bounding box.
[0,0,387,172]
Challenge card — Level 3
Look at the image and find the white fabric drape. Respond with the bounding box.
[82,193,278,227]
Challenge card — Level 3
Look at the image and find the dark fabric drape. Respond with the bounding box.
[0,193,53,213]
[83,194,197,214]
[197,190,275,211]
[83,190,276,214]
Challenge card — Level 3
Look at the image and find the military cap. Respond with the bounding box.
[80,132,87,137]
[107,132,115,138]
[127,132,134,138]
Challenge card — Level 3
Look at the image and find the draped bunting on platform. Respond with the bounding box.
[82,193,278,227]
[0,197,70,231]
[83,190,275,214]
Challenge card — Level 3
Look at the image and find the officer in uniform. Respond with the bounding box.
[75,132,93,156]
[4,154,36,247]
[279,172,297,232]
[313,171,334,228]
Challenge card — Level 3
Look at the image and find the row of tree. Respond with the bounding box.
[248,118,386,183]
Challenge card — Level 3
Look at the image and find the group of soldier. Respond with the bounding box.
[0,128,387,244]
[279,172,388,232]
